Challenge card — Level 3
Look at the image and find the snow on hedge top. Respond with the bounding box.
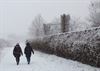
[43,27,100,48]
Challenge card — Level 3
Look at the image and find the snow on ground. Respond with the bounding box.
[0,43,100,71]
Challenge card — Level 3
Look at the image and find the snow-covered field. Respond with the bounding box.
[0,44,100,71]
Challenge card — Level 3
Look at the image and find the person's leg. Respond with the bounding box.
[26,57,29,64]
[14,55,17,64]
[16,56,20,65]
[18,56,20,65]
[16,57,18,65]
[16,57,19,65]
[26,55,30,64]
[15,57,17,64]
[28,57,30,64]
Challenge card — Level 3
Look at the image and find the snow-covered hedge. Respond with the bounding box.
[31,27,100,67]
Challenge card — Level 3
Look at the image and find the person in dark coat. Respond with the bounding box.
[13,43,23,65]
[24,42,34,64]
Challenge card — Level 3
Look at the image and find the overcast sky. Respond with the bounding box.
[0,0,91,39]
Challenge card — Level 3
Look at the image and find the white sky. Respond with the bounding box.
[0,0,91,38]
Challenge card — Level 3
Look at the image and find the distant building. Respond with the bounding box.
[43,14,70,35]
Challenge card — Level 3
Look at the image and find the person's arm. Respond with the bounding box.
[20,47,23,55]
[31,47,34,54]
[13,46,16,55]
[13,47,15,55]
[21,48,23,56]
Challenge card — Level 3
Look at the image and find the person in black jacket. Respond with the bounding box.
[24,42,34,64]
[13,43,23,65]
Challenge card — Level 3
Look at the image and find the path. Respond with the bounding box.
[0,43,100,71]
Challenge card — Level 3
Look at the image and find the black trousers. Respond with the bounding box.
[26,54,31,64]
[15,57,20,65]
[26,56,30,64]
[14,54,20,65]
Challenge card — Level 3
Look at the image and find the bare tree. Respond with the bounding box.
[89,0,100,27]
[69,17,90,32]
[29,15,45,39]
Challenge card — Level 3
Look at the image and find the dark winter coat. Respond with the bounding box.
[24,43,34,57]
[13,44,23,57]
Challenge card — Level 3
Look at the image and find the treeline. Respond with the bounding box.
[0,39,11,48]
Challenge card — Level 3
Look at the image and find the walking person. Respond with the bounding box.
[13,43,23,65]
[24,42,34,64]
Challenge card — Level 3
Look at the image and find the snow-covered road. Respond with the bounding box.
[0,44,100,71]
